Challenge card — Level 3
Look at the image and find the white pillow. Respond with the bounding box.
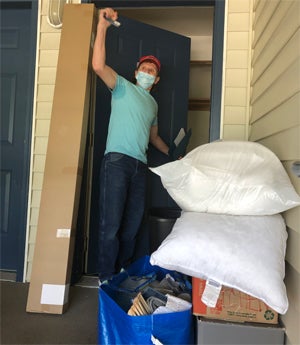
[150,211,288,314]
[150,141,300,215]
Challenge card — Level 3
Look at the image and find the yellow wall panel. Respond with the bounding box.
[36,102,52,119]
[38,67,57,84]
[25,262,32,282]
[228,0,251,13]
[227,32,249,50]
[33,155,46,172]
[224,87,247,106]
[41,15,59,33]
[223,124,246,140]
[37,85,55,102]
[35,119,50,137]
[29,207,40,226]
[34,137,48,155]
[31,172,44,190]
[221,0,252,139]
[226,50,249,68]
[40,32,61,50]
[28,227,37,244]
[41,0,47,15]
[224,106,247,124]
[27,243,35,261]
[31,190,42,208]
[227,13,250,32]
[39,50,59,67]
[225,69,248,87]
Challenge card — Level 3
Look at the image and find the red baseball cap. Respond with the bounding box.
[137,55,161,73]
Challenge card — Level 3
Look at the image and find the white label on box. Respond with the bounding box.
[41,284,70,305]
[56,228,71,238]
[201,279,222,307]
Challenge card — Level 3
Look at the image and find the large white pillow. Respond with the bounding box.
[150,211,288,314]
[150,141,300,215]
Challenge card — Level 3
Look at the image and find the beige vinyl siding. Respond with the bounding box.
[250,1,300,344]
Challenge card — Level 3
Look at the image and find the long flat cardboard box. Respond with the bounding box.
[26,4,96,314]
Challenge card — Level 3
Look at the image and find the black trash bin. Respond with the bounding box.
[149,207,181,253]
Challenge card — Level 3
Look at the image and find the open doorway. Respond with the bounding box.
[72,2,225,283]
[118,7,214,151]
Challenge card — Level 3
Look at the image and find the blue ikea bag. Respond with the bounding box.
[98,256,194,345]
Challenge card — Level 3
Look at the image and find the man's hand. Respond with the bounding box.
[98,8,118,28]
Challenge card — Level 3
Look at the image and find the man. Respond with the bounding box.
[92,8,169,282]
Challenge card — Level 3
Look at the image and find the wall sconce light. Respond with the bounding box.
[47,0,71,29]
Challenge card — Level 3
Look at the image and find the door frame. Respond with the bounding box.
[0,0,38,281]
[21,0,38,283]
[90,0,225,142]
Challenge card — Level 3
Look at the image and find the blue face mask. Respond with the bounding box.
[136,71,156,90]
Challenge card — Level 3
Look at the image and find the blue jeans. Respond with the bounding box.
[98,152,147,280]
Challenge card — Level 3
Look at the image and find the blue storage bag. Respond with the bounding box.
[98,256,194,345]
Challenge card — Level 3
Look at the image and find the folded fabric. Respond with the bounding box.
[150,211,289,314]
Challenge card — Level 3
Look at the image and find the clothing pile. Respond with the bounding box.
[102,271,192,316]
[124,273,192,316]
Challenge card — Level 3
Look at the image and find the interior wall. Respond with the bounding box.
[250,1,300,344]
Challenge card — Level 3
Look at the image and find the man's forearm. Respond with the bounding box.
[92,23,107,75]
[151,136,169,156]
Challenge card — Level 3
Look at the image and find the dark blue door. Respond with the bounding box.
[0,2,37,281]
[86,15,190,273]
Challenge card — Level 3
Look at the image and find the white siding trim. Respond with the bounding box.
[23,0,42,283]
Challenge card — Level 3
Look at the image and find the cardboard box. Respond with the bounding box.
[196,317,285,345]
[26,4,96,314]
[192,278,278,324]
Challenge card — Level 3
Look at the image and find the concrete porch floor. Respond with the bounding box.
[0,280,98,344]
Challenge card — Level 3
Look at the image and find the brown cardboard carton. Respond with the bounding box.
[192,278,278,324]
[26,4,96,314]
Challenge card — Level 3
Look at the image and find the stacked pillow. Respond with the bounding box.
[149,141,300,215]
[149,141,300,314]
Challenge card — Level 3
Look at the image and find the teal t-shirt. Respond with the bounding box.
[105,75,158,164]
